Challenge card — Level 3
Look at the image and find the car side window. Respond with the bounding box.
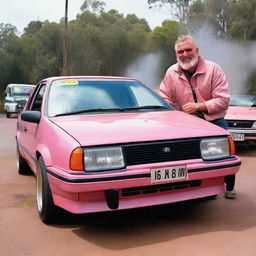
[7,87,11,97]
[30,84,46,111]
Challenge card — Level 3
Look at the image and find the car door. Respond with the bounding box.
[17,83,46,171]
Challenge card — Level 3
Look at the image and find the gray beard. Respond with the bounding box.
[178,56,199,71]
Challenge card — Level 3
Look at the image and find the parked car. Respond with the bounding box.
[16,76,241,224]
[4,83,35,118]
[225,94,256,142]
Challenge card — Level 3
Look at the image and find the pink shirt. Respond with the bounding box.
[159,56,230,121]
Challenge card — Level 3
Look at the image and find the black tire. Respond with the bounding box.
[6,112,10,118]
[196,195,218,202]
[17,145,32,175]
[37,156,63,224]
[205,195,218,200]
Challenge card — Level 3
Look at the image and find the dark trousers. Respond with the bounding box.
[225,175,235,191]
[209,118,228,130]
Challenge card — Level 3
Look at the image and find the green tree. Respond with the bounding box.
[81,0,106,14]
[228,0,256,40]
[68,15,103,75]
[23,21,43,35]
[36,22,63,77]
[0,24,20,97]
[20,21,63,81]
[0,23,18,49]
[68,8,150,76]
[148,0,195,24]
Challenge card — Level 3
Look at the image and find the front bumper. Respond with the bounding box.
[4,103,18,113]
[47,156,241,214]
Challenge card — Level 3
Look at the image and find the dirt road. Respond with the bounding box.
[1,115,256,256]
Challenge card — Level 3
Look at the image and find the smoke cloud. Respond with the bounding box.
[124,53,163,89]
[194,24,256,94]
[125,24,256,94]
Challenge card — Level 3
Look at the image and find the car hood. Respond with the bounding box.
[50,111,228,146]
[225,106,256,121]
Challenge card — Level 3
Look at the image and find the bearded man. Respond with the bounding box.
[158,35,236,199]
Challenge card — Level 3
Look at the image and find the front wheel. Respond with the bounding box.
[37,156,62,224]
[17,145,32,175]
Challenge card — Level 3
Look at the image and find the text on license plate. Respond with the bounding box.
[231,133,244,141]
[151,165,187,183]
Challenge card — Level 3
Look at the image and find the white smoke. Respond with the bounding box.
[124,53,162,89]
[193,24,256,94]
[125,24,256,94]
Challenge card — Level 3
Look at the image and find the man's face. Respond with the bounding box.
[175,39,199,71]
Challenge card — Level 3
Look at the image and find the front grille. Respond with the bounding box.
[122,180,201,197]
[245,134,256,138]
[123,139,201,166]
[227,120,254,128]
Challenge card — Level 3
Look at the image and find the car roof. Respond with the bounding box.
[39,76,138,84]
[7,83,35,87]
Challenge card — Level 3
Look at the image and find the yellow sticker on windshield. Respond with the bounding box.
[52,80,79,86]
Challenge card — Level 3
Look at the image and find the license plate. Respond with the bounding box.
[231,133,244,141]
[151,165,187,183]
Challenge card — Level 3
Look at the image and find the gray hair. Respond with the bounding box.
[175,35,197,50]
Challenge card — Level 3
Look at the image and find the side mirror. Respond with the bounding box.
[21,111,41,124]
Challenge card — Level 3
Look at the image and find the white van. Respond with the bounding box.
[4,83,35,118]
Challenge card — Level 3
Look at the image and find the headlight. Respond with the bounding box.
[252,121,256,128]
[84,146,125,171]
[200,137,230,160]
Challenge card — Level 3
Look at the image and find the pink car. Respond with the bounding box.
[225,94,256,142]
[16,76,241,224]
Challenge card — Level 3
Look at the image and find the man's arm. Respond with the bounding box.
[182,102,207,114]
[204,64,230,114]
[158,69,177,107]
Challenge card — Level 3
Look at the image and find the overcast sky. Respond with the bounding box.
[1,0,171,33]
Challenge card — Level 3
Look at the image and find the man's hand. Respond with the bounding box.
[182,102,198,114]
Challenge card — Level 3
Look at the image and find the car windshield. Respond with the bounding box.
[230,95,256,107]
[13,86,34,99]
[47,79,172,117]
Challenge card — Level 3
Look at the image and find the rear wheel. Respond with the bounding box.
[6,112,10,118]
[37,156,62,224]
[17,145,32,175]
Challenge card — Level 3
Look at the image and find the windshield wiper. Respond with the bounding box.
[54,108,124,117]
[122,105,169,111]
[54,105,169,117]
